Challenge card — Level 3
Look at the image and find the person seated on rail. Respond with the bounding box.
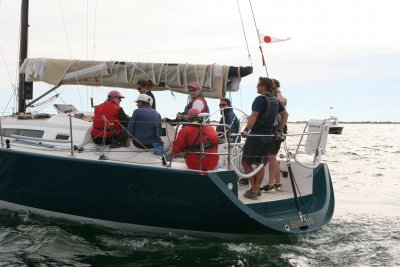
[91,90,130,147]
[169,108,219,170]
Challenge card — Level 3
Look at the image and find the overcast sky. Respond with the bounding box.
[1,0,399,122]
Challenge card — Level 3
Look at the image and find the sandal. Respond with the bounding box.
[239,178,249,185]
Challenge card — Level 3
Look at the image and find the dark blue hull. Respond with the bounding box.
[0,148,334,235]
[329,126,343,134]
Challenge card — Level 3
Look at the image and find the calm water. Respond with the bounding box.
[0,123,399,267]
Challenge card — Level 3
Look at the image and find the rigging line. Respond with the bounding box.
[282,133,309,219]
[74,61,84,111]
[14,11,22,112]
[91,0,99,105]
[236,0,252,66]
[248,0,269,76]
[31,95,59,112]
[58,0,73,58]
[92,0,98,60]
[86,0,89,60]
[0,45,18,116]
[86,0,89,111]
[0,45,17,92]
[85,0,88,111]
[58,1,85,111]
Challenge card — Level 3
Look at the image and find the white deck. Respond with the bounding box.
[237,180,303,204]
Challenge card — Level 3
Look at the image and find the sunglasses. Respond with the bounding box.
[219,104,227,107]
[188,88,198,92]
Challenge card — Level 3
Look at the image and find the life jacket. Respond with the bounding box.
[254,94,279,130]
[172,124,218,170]
[186,125,216,151]
[187,96,209,113]
[91,100,121,138]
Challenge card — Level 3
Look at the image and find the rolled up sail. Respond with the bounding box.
[20,58,252,99]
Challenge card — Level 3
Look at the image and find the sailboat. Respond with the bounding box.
[0,0,334,236]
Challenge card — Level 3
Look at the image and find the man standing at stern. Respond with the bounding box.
[240,77,287,200]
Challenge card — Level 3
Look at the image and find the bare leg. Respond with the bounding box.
[275,160,281,184]
[268,154,279,186]
[241,160,254,184]
[241,160,261,193]
[253,165,264,192]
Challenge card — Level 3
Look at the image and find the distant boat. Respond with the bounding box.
[328,116,344,134]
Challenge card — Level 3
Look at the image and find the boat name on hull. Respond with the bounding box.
[123,184,196,207]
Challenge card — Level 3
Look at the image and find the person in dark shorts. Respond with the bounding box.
[240,77,281,200]
[262,79,289,192]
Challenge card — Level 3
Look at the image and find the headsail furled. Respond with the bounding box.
[20,58,252,99]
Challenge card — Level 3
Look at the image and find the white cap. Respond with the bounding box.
[136,94,153,106]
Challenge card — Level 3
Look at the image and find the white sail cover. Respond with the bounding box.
[20,58,248,99]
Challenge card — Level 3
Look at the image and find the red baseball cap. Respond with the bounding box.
[108,90,125,98]
[187,82,202,91]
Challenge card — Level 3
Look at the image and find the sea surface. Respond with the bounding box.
[0,123,399,267]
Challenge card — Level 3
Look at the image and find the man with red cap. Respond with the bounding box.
[91,90,130,147]
[170,108,218,170]
[165,82,209,124]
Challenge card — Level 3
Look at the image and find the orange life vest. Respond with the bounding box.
[91,100,121,138]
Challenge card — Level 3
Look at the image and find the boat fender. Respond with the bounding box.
[6,139,10,149]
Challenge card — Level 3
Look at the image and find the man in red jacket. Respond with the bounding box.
[171,108,219,170]
[91,90,130,147]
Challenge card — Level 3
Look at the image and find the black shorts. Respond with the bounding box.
[241,135,273,165]
[270,125,287,155]
[270,139,283,155]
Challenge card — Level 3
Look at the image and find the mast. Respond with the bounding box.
[17,0,32,114]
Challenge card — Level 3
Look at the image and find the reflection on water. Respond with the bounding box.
[0,123,399,266]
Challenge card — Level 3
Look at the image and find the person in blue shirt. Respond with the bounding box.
[261,78,289,193]
[240,77,288,200]
[128,94,162,149]
[216,98,241,143]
